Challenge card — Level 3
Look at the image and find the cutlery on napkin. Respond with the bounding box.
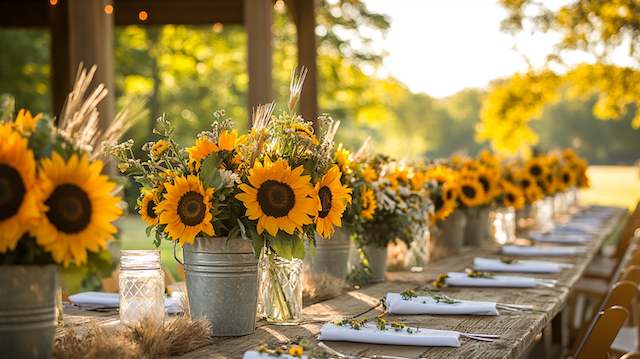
[473,257,572,273]
[444,272,556,288]
[68,291,184,314]
[385,292,498,316]
[501,245,587,257]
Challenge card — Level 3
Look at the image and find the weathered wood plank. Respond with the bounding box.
[60,207,626,359]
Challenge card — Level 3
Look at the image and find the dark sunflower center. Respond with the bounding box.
[177,191,206,226]
[563,173,570,184]
[257,180,296,218]
[445,188,454,200]
[0,164,26,221]
[318,186,333,219]
[45,184,92,234]
[146,200,158,219]
[530,165,542,176]
[546,174,553,183]
[462,185,477,199]
[522,179,531,188]
[507,193,516,203]
[433,195,444,211]
[478,176,490,192]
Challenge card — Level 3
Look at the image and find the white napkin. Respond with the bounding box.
[243,352,308,359]
[318,323,460,347]
[385,293,498,315]
[529,233,589,244]
[68,291,184,314]
[502,245,587,256]
[473,257,572,273]
[445,272,537,288]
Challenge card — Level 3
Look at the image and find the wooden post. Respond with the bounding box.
[294,0,318,132]
[244,0,273,124]
[51,0,115,128]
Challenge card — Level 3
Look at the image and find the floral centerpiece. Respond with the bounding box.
[0,67,126,358]
[348,152,432,282]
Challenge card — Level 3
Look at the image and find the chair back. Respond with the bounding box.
[602,280,639,311]
[620,353,640,359]
[574,306,629,359]
[615,203,640,258]
[621,265,640,285]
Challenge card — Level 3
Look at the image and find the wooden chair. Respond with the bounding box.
[574,306,629,359]
[622,266,640,285]
[620,352,640,359]
[586,203,640,280]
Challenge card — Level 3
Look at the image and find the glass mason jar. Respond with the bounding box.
[119,250,164,327]
[257,251,303,325]
[491,207,516,244]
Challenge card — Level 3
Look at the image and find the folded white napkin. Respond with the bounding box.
[68,291,184,314]
[529,233,589,244]
[318,323,460,347]
[473,257,572,273]
[502,245,587,257]
[445,272,537,288]
[243,352,308,359]
[385,292,498,315]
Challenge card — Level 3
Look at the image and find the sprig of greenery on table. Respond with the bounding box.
[399,289,460,304]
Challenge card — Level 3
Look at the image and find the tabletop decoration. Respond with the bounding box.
[0,66,128,358]
[386,291,503,316]
[112,109,262,335]
[55,315,212,359]
[349,152,433,282]
[424,163,464,260]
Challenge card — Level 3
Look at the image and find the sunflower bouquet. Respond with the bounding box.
[0,68,126,269]
[424,164,460,223]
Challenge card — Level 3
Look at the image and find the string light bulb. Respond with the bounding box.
[104,4,113,14]
[138,10,149,21]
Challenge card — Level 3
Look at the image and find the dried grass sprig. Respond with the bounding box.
[251,101,275,130]
[288,66,307,111]
[58,64,142,159]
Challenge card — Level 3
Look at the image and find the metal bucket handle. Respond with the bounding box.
[173,241,184,265]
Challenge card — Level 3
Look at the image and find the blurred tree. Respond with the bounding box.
[481,0,640,154]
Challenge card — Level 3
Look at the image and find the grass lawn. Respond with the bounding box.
[118,165,640,275]
[581,166,640,210]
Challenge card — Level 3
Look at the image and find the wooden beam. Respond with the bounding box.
[66,0,115,130]
[244,0,273,122]
[50,0,70,117]
[113,0,243,25]
[293,0,318,132]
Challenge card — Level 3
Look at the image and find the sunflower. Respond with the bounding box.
[360,187,377,220]
[34,153,122,266]
[500,181,525,209]
[218,130,237,152]
[15,109,42,132]
[314,166,352,238]
[557,166,576,191]
[524,184,543,203]
[138,189,160,226]
[425,165,457,186]
[186,137,218,172]
[362,165,378,182]
[157,175,214,246]
[433,182,458,221]
[539,170,557,195]
[291,123,318,145]
[236,158,318,237]
[411,170,427,191]
[526,157,547,179]
[334,145,352,175]
[476,167,499,200]
[458,177,486,207]
[151,140,170,158]
[0,129,40,253]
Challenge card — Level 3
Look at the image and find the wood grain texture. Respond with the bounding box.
[59,207,626,359]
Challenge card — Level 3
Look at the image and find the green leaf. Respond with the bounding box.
[145,225,155,238]
[200,155,221,188]
[292,236,307,259]
[270,235,293,260]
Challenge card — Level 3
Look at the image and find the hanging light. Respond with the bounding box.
[138,10,149,22]
[104,4,113,14]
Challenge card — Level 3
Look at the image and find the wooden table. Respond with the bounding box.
[60,207,627,359]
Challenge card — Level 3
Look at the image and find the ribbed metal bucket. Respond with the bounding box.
[431,210,467,261]
[464,207,491,246]
[0,265,57,359]
[309,229,351,280]
[363,245,387,283]
[183,237,258,336]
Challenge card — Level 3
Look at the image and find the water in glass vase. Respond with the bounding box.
[258,253,303,325]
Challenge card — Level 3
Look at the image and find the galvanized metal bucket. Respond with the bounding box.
[308,229,351,280]
[182,237,258,336]
[463,206,491,246]
[0,265,57,359]
[363,245,387,283]
[430,210,467,261]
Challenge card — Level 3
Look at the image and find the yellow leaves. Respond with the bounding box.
[477,70,560,154]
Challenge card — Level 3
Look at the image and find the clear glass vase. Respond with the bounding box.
[491,207,516,244]
[119,250,164,328]
[257,251,303,325]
